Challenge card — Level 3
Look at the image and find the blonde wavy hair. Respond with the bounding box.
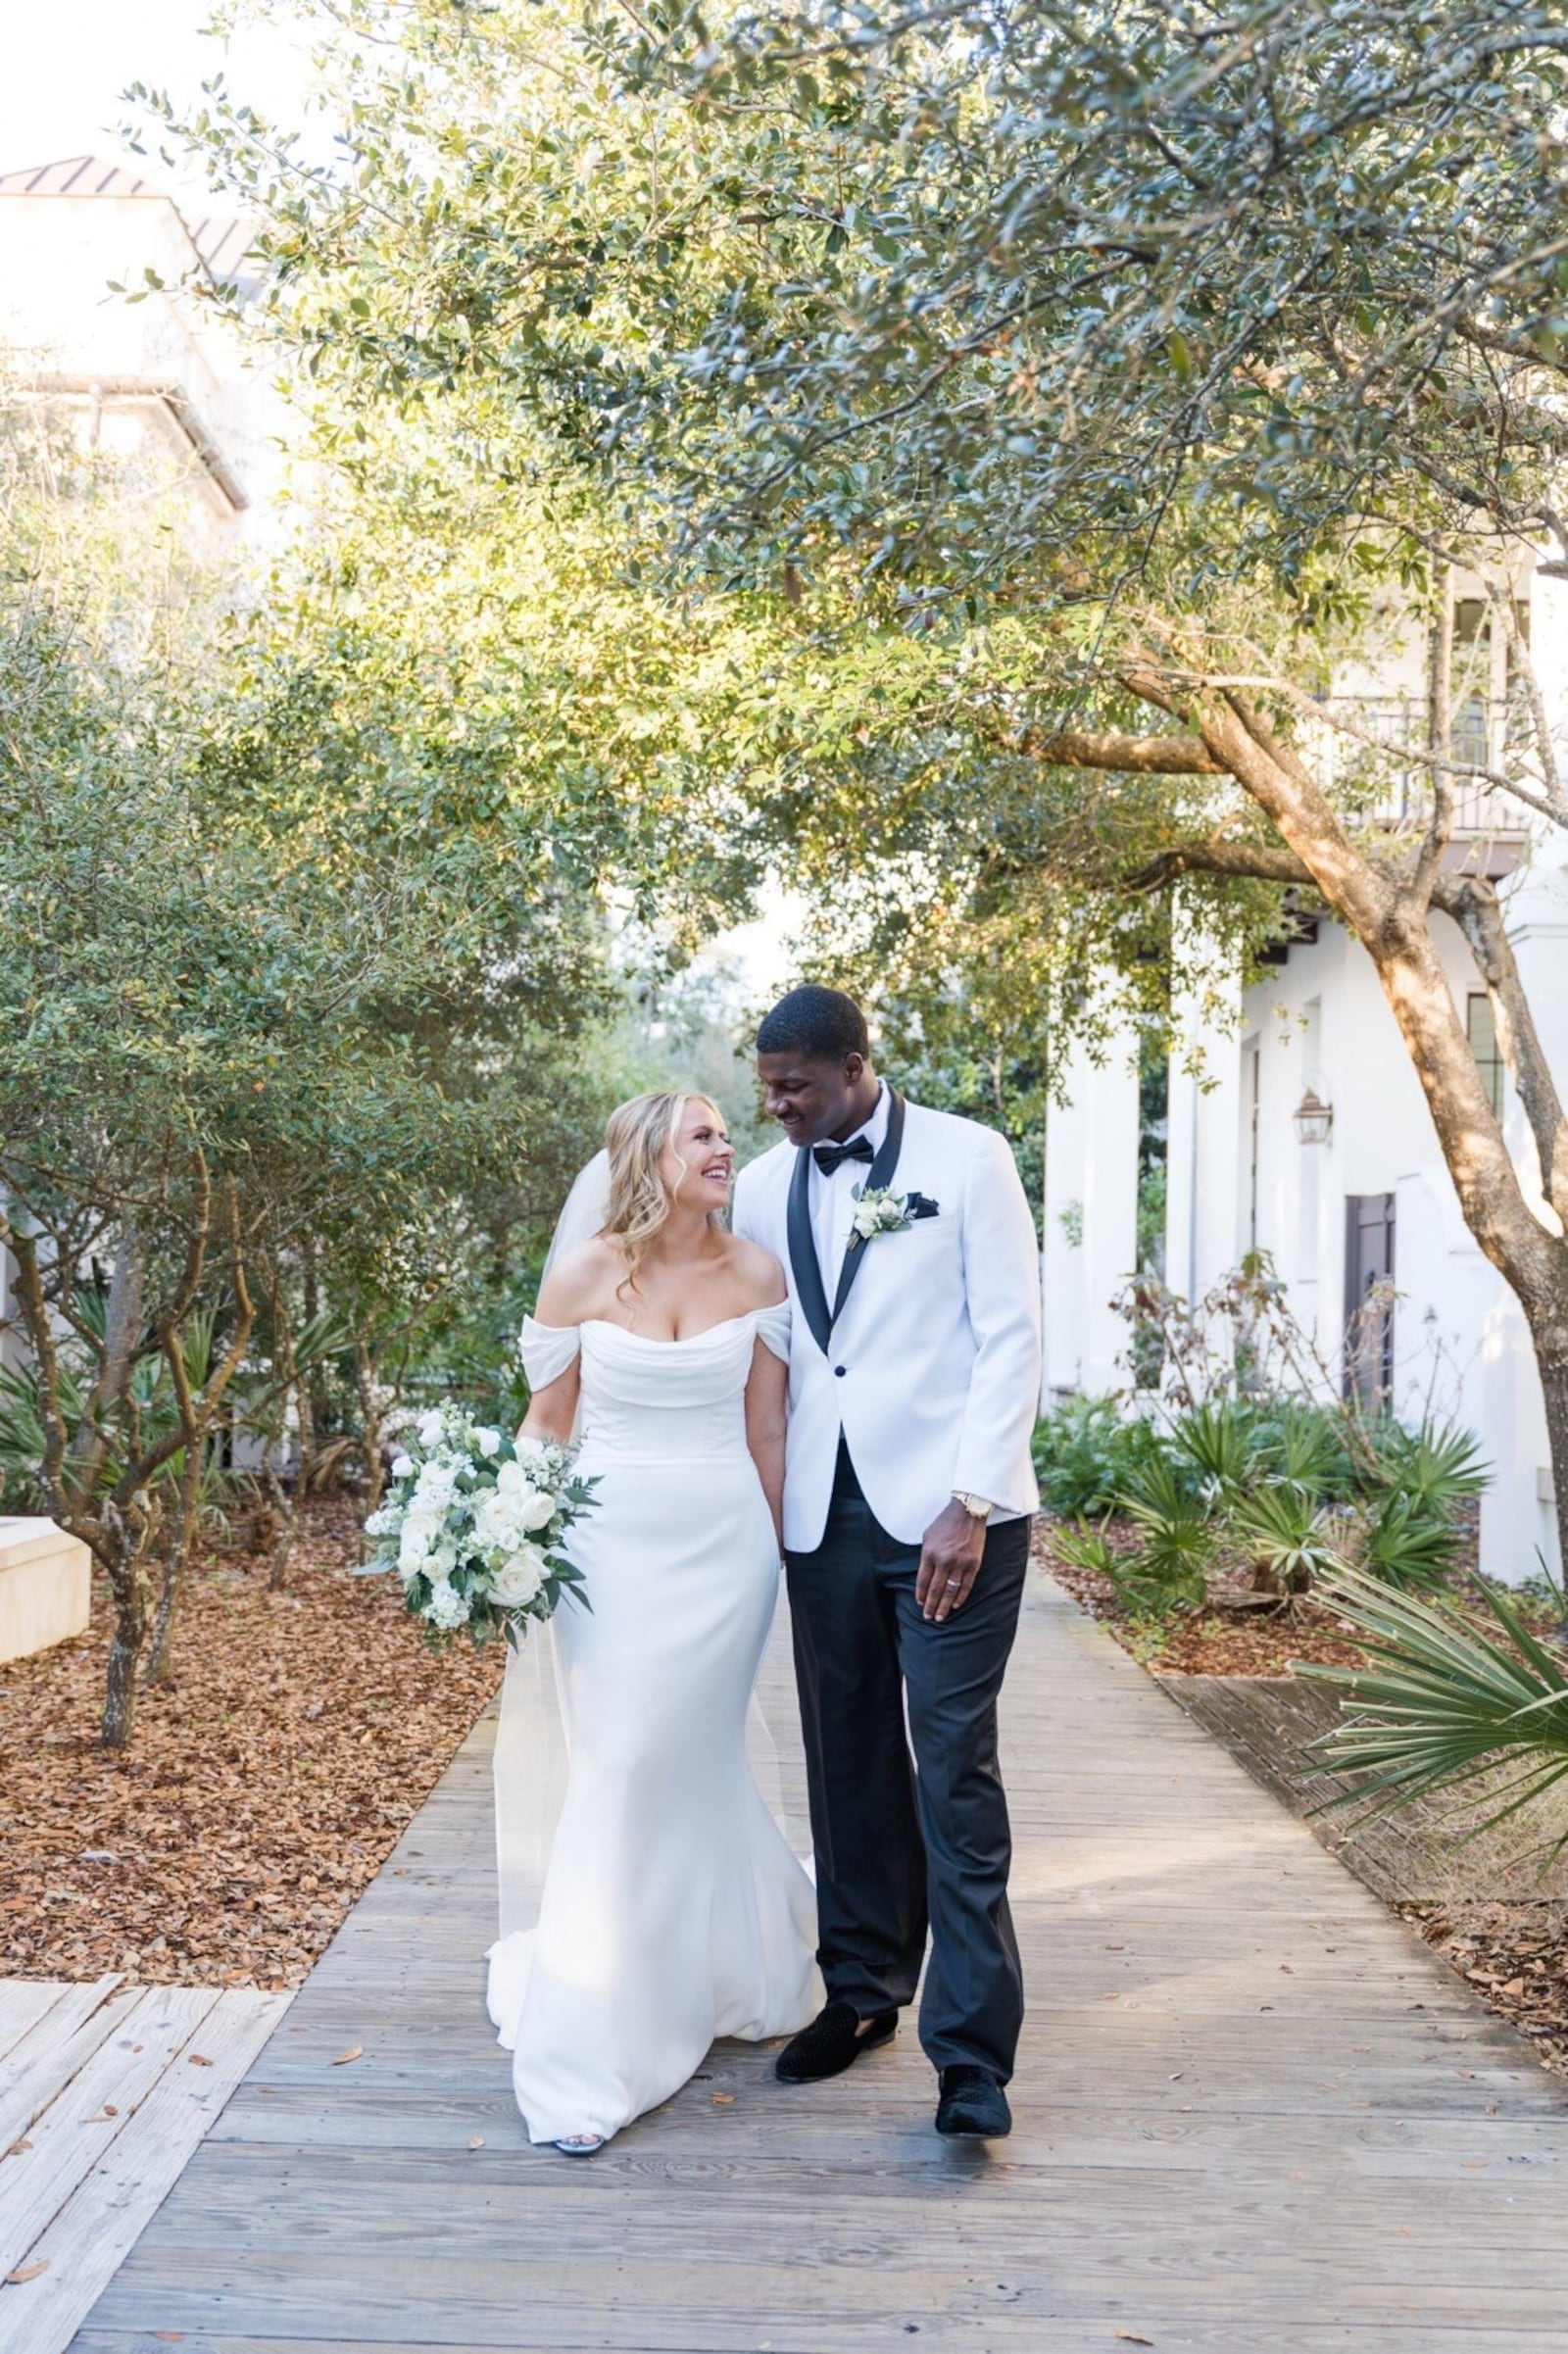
[601,1090,725,1294]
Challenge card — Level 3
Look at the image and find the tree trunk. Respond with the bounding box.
[146,1438,202,1688]
[100,1493,157,1751]
[1527,1279,1568,1583]
[264,1461,298,1593]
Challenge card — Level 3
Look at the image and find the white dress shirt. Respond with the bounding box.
[809,1081,892,1300]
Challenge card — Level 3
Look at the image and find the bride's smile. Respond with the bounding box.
[664,1103,736,1205]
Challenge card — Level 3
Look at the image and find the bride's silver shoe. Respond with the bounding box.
[554,2133,605,2155]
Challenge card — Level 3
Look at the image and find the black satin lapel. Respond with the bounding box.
[830,1089,906,1325]
[787,1144,833,1354]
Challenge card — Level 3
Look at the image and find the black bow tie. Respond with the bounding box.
[812,1135,875,1175]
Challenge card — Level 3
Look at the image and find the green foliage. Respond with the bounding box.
[1364,1420,1491,1516]
[1168,1400,1259,1503]
[1302,1570,1568,1842]
[1231,1484,1345,1598]
[1032,1398,1158,1516]
[1118,1452,1215,1607]
[1356,1490,1464,1594]
[1254,1399,1357,1505]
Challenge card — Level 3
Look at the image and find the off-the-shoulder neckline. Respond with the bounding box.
[523,1308,785,1349]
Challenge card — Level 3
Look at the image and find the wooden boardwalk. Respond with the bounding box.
[62,1573,1568,2353]
[0,1974,287,2354]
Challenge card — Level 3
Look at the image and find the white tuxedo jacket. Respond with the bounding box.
[732,1095,1042,1551]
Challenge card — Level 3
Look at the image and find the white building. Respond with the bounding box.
[0,153,291,547]
[0,157,295,1370]
[1042,567,1568,1585]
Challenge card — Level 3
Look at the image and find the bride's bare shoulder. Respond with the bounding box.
[721,1233,788,1308]
[535,1236,620,1325]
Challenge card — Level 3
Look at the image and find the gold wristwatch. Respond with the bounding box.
[953,1491,994,1521]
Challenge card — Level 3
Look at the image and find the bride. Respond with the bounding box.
[485,1090,822,2152]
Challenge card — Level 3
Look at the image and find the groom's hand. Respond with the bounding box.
[917,1501,987,1624]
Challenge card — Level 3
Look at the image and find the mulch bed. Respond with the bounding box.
[1036,1516,1568,2080]
[1039,1519,1367,1675]
[0,1497,503,1990]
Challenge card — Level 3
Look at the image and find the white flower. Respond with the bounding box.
[849,1186,912,1244]
[416,1408,445,1448]
[365,1504,401,1539]
[475,1427,502,1459]
[493,1460,555,1531]
[390,1453,415,1480]
[424,1578,470,1632]
[488,1545,548,1609]
[514,1433,549,1468]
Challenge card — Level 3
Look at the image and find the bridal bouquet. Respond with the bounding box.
[361,1405,596,1647]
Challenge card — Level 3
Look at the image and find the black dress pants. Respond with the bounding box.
[785,1437,1030,2080]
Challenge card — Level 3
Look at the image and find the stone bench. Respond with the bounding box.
[0,1517,91,1664]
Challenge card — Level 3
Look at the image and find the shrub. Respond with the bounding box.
[1031,1397,1158,1515]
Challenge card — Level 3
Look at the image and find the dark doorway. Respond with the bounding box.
[1344,1192,1396,1405]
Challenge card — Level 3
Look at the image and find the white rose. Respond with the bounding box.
[494,1461,555,1531]
[514,1434,548,1468]
[390,1452,415,1480]
[475,1427,502,1458]
[488,1545,548,1609]
[416,1408,445,1447]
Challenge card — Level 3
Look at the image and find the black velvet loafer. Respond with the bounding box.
[935,2065,1011,2137]
[774,1999,898,2084]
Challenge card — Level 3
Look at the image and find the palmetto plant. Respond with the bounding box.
[1232,1484,1345,1597]
[1119,1453,1214,1610]
[1261,1400,1354,1503]
[1169,1399,1257,1504]
[1358,1489,1462,1593]
[1301,1570,1568,1841]
[1365,1420,1490,1515]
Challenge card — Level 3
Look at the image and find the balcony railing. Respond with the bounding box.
[1312,696,1536,837]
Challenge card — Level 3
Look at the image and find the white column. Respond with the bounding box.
[1043,1024,1140,1395]
[1166,907,1245,1303]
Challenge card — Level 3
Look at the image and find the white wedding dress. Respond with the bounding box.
[485,1305,822,2146]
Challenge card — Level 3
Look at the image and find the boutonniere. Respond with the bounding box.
[848,1185,941,1249]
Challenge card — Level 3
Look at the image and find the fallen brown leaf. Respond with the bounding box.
[710,2091,735,2105]
[332,2045,364,2066]
[1115,2335,1154,2347]
[467,2134,485,2150]
[0,1497,502,1992]
[5,2261,49,2284]
[187,2053,214,2068]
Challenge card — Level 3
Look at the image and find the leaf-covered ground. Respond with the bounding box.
[1039,1518,1367,1675]
[0,1499,503,1989]
[1404,1901,1568,2077]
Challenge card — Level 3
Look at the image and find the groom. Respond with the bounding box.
[733,984,1042,2138]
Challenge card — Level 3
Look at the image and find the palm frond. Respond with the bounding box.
[1298,1567,1568,1851]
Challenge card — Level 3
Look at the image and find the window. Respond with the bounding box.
[1467,992,1504,1118]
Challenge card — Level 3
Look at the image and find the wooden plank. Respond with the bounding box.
[62,2334,1568,2354]
[0,1977,128,2152]
[0,1990,288,2354]
[58,1576,1568,2353]
[0,1983,70,2066]
[0,1986,221,2279]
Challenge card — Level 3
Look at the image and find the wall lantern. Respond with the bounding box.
[1292,1086,1334,1146]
